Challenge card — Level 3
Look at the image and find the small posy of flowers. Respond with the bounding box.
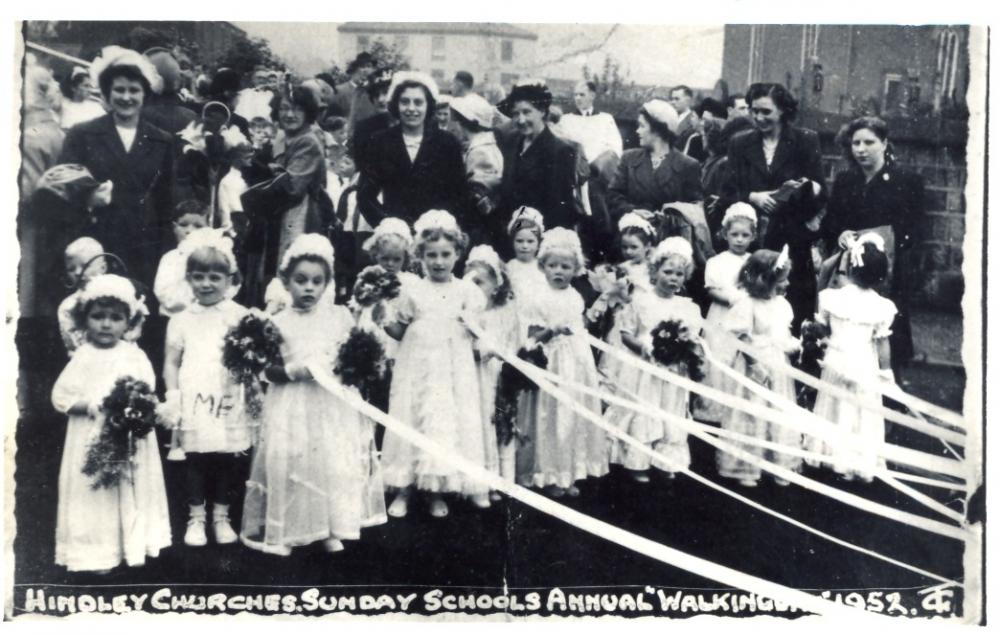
[492,345,547,447]
[333,327,388,402]
[82,377,162,490]
[650,319,705,381]
[178,121,209,155]
[223,310,284,418]
[588,264,632,309]
[798,318,831,372]
[351,265,402,308]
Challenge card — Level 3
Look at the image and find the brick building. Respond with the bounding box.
[721,25,971,311]
[338,22,538,93]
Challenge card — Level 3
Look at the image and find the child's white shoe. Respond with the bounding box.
[185,504,208,547]
[323,538,345,553]
[471,494,491,509]
[212,504,238,545]
[388,492,410,518]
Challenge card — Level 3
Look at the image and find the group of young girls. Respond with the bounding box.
[51,194,899,574]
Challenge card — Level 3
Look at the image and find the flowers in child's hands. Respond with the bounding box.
[351,265,402,308]
[82,377,161,490]
[587,264,633,309]
[649,319,705,381]
[333,327,388,401]
[223,310,284,418]
[492,345,547,447]
[798,318,831,372]
[178,121,209,155]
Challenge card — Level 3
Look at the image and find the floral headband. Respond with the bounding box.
[507,206,545,236]
[280,232,335,274]
[722,202,758,227]
[414,209,460,236]
[618,211,656,237]
[652,236,693,266]
[465,244,506,284]
[76,274,148,321]
[538,227,584,265]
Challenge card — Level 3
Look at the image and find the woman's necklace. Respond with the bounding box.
[650,149,669,170]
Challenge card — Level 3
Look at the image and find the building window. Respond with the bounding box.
[936,28,960,106]
[748,25,765,84]
[432,36,446,61]
[501,39,514,63]
[800,25,820,70]
[884,73,905,113]
[394,35,409,51]
[431,68,446,82]
[500,72,519,88]
[357,35,370,53]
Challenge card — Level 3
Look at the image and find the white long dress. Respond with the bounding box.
[381,276,490,495]
[241,303,386,555]
[472,301,520,477]
[51,342,171,572]
[717,294,801,483]
[516,286,609,488]
[605,293,703,472]
[808,285,897,480]
[167,300,253,453]
[699,250,750,421]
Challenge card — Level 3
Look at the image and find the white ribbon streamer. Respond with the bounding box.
[525,354,967,541]
[590,335,966,480]
[305,362,883,619]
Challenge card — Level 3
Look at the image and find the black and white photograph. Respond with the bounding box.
[4,9,989,624]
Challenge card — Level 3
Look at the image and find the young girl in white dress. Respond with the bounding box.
[464,245,519,496]
[51,274,171,572]
[381,210,491,518]
[162,229,251,547]
[807,234,897,482]
[605,237,704,482]
[504,206,548,325]
[242,234,386,555]
[593,212,656,395]
[717,248,802,487]
[699,203,756,422]
[517,228,608,497]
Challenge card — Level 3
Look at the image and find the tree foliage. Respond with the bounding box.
[324,38,410,85]
[216,32,285,77]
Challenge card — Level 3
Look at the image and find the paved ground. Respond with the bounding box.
[9,317,971,618]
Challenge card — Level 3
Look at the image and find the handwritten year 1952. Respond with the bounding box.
[819,588,955,616]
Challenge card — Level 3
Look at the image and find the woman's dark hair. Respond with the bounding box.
[696,97,727,120]
[270,85,321,126]
[638,109,676,145]
[745,82,798,123]
[737,249,790,300]
[388,80,437,122]
[98,64,151,100]
[836,116,894,165]
[279,254,333,282]
[703,117,726,157]
[848,242,890,289]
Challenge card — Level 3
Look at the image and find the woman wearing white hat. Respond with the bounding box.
[606,99,704,228]
[450,93,505,247]
[356,71,467,229]
[59,46,177,289]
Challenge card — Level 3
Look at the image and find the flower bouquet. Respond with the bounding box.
[492,345,548,447]
[333,327,388,402]
[223,309,284,418]
[350,265,402,326]
[650,319,705,381]
[82,377,162,490]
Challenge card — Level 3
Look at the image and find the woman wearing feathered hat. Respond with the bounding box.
[356,71,467,229]
[495,80,579,257]
[58,46,177,290]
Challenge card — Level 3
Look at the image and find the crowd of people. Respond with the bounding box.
[18,43,928,574]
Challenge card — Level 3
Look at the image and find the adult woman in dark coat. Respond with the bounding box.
[58,46,176,290]
[607,99,704,226]
[495,82,579,257]
[821,116,924,372]
[357,72,467,230]
[725,82,826,328]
